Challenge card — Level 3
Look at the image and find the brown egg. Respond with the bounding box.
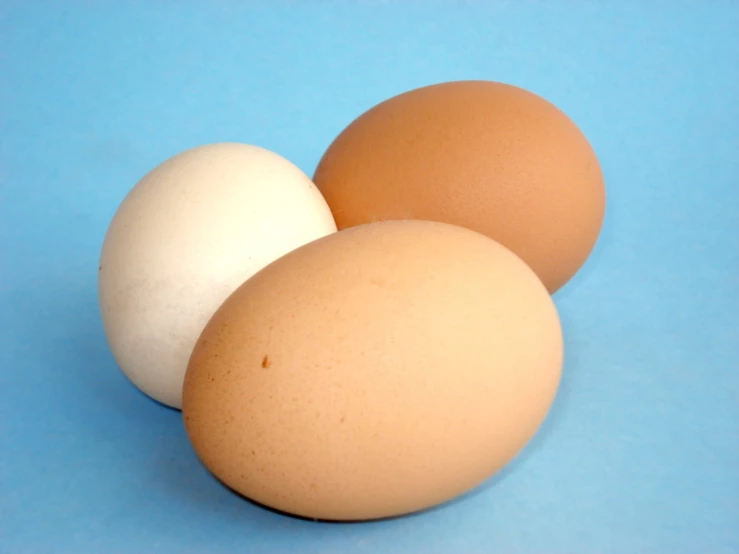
[313,80,606,293]
[183,220,563,521]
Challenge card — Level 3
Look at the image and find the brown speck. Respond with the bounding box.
[98,265,102,271]
[370,276,386,288]
[340,416,345,423]
[262,355,271,369]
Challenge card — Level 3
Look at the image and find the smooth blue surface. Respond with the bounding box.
[2,1,738,552]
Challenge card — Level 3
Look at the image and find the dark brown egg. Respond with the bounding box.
[313,80,606,293]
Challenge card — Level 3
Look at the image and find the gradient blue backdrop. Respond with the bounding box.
[2,1,737,552]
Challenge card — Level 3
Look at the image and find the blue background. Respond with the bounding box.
[2,1,737,552]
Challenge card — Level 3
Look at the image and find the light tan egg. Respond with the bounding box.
[183,219,563,521]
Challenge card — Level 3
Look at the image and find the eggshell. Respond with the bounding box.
[313,80,606,293]
[183,219,563,521]
[98,143,337,409]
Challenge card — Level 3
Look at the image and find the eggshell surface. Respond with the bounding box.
[98,143,337,409]
[313,80,606,293]
[183,219,563,521]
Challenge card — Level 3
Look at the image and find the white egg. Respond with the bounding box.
[98,143,337,408]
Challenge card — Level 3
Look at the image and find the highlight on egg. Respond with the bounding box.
[313,79,606,293]
[98,142,337,409]
[183,219,563,521]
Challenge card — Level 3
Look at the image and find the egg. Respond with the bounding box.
[98,143,337,409]
[183,219,563,521]
[313,80,606,293]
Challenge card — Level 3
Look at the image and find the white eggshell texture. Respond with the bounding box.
[99,143,337,408]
